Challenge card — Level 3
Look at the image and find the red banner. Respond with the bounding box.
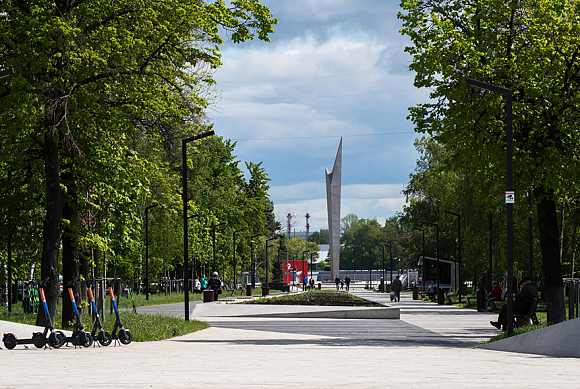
[284,260,308,283]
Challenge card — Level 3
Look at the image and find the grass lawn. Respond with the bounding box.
[242,291,383,306]
[1,298,208,342]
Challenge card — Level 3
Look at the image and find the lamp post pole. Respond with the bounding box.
[212,222,225,276]
[413,228,425,291]
[378,244,385,291]
[3,69,15,312]
[182,130,214,321]
[466,77,514,335]
[145,204,158,301]
[445,211,462,303]
[265,237,277,288]
[425,221,442,305]
[233,229,244,290]
[250,234,260,289]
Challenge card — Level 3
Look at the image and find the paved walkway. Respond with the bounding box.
[1,290,579,388]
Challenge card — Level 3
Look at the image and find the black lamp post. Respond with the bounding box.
[265,236,278,287]
[182,130,214,321]
[445,211,462,303]
[466,77,514,335]
[250,234,260,289]
[309,252,315,282]
[145,204,158,301]
[413,228,425,291]
[233,229,244,289]
[378,244,385,291]
[212,222,225,276]
[302,250,309,284]
[425,221,443,305]
[3,69,15,312]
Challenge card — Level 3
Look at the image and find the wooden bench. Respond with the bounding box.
[445,292,457,304]
[514,297,539,327]
[465,295,477,306]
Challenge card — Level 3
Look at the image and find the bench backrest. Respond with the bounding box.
[525,297,539,317]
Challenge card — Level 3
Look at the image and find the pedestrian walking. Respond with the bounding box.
[208,271,222,301]
[335,275,340,290]
[345,275,351,291]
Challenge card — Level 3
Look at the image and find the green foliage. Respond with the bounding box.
[307,228,329,244]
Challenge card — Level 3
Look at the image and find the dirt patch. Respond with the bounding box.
[242,292,383,307]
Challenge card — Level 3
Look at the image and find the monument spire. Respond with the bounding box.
[325,138,342,281]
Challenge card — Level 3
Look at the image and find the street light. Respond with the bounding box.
[378,244,385,291]
[466,77,514,335]
[212,222,225,276]
[413,228,425,291]
[445,211,462,303]
[250,234,261,289]
[183,130,214,321]
[425,221,443,305]
[145,204,158,301]
[265,236,278,288]
[233,228,245,290]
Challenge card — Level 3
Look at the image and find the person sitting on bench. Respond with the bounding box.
[426,280,437,301]
[479,281,502,312]
[490,276,538,331]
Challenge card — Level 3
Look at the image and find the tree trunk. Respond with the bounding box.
[61,168,81,328]
[36,131,63,327]
[535,187,566,324]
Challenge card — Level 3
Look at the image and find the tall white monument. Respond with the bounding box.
[325,138,342,281]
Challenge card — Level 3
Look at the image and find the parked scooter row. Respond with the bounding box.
[3,278,132,349]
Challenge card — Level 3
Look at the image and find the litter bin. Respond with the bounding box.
[262,287,270,296]
[317,283,321,290]
[437,288,445,305]
[386,284,391,293]
[246,285,253,296]
[476,290,486,311]
[202,289,214,303]
[412,286,419,300]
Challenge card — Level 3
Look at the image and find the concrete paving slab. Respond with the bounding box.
[2,288,579,387]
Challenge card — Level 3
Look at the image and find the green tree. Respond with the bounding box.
[398,0,580,323]
[0,0,276,325]
[307,228,329,244]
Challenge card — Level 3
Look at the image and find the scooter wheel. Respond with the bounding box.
[3,333,17,349]
[82,332,93,347]
[98,331,112,346]
[49,332,64,349]
[32,332,45,348]
[119,329,132,345]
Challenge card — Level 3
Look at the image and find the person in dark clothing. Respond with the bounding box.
[391,276,402,302]
[345,275,351,291]
[480,281,502,312]
[335,275,340,290]
[491,276,538,331]
[208,271,222,301]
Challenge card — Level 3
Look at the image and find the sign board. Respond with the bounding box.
[505,191,515,204]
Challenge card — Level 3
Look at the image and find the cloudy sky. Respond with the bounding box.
[212,1,429,232]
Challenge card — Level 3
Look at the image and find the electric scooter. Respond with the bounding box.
[57,279,93,348]
[107,279,132,345]
[2,278,65,349]
[87,280,112,346]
